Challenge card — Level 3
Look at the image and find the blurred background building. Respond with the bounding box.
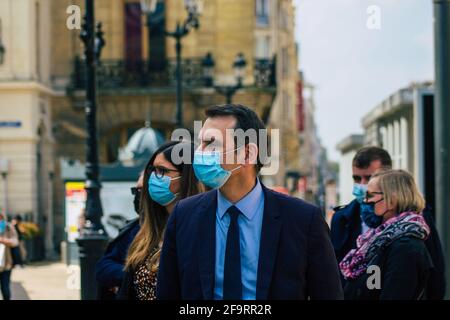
[361,81,435,214]
[336,82,435,215]
[0,0,319,261]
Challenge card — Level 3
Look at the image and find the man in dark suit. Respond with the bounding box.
[330,146,446,299]
[157,104,343,300]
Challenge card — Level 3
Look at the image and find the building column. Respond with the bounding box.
[394,118,400,168]
[387,121,394,161]
[46,171,55,259]
[400,116,409,170]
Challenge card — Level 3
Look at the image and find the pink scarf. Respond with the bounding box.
[339,211,430,280]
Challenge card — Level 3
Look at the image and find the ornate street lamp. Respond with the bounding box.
[76,0,108,300]
[203,52,247,104]
[140,0,203,128]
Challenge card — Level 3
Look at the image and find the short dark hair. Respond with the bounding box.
[352,146,392,169]
[205,104,267,171]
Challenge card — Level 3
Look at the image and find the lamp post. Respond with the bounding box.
[433,0,450,299]
[0,159,9,216]
[141,0,202,128]
[202,52,247,104]
[76,0,108,300]
[0,19,5,65]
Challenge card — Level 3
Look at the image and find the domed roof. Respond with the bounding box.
[119,126,165,165]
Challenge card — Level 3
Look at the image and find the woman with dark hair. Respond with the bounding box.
[117,140,204,300]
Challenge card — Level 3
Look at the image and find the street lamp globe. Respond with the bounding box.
[201,52,215,87]
[185,0,203,15]
[140,0,159,14]
[233,52,247,85]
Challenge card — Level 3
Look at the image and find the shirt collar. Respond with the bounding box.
[217,178,264,221]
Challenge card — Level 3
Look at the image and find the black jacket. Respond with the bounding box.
[96,219,140,300]
[330,201,446,299]
[116,267,137,300]
[344,237,433,300]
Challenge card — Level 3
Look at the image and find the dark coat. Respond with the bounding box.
[116,267,136,300]
[95,219,140,300]
[156,184,344,300]
[343,237,433,300]
[330,201,446,299]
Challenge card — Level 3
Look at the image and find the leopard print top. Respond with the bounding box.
[133,255,158,300]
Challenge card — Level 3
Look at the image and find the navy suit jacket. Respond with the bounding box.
[156,184,343,300]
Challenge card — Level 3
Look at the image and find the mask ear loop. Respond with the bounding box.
[156,175,181,206]
[374,197,389,218]
[227,144,247,173]
[222,144,246,167]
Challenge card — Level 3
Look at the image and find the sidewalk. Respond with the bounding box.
[8,261,80,300]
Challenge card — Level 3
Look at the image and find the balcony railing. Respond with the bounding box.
[69,56,276,91]
[254,57,276,88]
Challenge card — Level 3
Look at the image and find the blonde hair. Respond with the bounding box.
[371,169,425,214]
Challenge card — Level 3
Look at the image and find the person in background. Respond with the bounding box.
[0,213,19,300]
[330,146,445,299]
[95,173,143,300]
[157,104,343,300]
[341,170,433,300]
[117,140,204,300]
[11,215,26,267]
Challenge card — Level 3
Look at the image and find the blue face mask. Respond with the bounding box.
[193,147,242,189]
[360,199,386,229]
[0,220,6,234]
[352,183,368,203]
[148,172,181,206]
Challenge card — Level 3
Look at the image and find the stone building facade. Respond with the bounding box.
[0,0,302,255]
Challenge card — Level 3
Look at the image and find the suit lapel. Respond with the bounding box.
[197,190,217,300]
[256,186,282,300]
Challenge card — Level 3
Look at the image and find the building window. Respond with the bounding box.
[256,0,269,26]
[255,35,271,58]
[125,3,143,65]
[279,7,288,30]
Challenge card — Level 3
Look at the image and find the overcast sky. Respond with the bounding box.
[295,0,434,161]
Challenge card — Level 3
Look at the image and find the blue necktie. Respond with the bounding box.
[223,205,242,300]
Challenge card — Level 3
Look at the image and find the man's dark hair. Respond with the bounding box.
[352,146,392,169]
[205,104,267,171]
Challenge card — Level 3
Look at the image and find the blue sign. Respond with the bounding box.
[0,121,22,128]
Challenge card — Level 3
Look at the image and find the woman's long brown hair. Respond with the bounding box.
[124,140,203,271]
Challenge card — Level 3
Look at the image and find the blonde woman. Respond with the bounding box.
[340,169,434,300]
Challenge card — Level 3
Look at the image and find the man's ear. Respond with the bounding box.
[243,143,258,166]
